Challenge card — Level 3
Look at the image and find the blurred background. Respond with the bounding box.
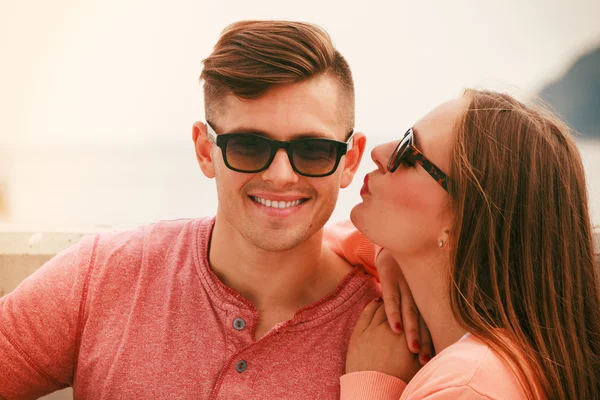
[1,0,599,231]
[0,2,598,398]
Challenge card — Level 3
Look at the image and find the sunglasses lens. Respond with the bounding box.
[221,133,342,176]
[388,131,412,171]
[225,135,272,171]
[291,139,339,176]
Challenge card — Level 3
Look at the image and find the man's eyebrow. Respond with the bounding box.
[223,126,338,140]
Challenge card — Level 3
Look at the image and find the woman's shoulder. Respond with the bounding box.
[403,335,529,399]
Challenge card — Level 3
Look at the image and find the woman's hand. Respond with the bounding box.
[376,249,434,364]
[346,298,422,382]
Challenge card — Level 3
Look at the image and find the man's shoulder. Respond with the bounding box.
[94,217,213,251]
[82,217,213,276]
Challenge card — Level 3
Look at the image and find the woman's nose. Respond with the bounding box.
[371,141,398,173]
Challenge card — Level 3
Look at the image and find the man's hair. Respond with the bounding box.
[200,20,355,130]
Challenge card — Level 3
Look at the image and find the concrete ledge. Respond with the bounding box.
[0,230,92,296]
[0,231,88,255]
[1,227,599,296]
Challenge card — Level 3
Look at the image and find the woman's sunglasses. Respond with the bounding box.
[387,128,450,192]
[206,121,354,178]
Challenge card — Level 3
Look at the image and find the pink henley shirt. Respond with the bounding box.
[0,218,380,399]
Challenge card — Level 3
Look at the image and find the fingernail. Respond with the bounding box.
[413,340,420,351]
[375,297,383,303]
[395,322,402,332]
[423,354,431,363]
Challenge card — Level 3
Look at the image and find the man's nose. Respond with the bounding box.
[260,149,299,186]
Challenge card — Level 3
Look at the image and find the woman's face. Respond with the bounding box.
[351,98,465,256]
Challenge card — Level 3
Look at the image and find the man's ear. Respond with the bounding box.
[192,121,215,178]
[340,132,366,188]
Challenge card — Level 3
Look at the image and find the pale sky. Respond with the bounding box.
[1,0,599,229]
[2,0,600,148]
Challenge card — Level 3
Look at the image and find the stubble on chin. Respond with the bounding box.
[242,223,311,252]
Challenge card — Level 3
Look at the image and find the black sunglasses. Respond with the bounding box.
[206,121,354,178]
[387,128,450,192]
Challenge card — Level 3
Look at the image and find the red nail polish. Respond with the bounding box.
[423,354,431,363]
[413,340,420,351]
[375,297,383,303]
[395,322,402,332]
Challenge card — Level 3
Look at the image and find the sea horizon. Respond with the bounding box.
[1,139,599,231]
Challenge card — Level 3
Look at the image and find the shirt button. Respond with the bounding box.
[233,317,246,331]
[236,360,247,373]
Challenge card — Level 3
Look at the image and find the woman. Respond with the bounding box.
[338,89,600,399]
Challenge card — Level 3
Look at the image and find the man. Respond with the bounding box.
[0,21,380,399]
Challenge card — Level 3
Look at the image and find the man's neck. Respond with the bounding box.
[208,217,352,332]
[391,251,467,355]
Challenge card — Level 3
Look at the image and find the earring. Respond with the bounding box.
[438,240,444,248]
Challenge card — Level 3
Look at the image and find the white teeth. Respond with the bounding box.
[251,197,304,209]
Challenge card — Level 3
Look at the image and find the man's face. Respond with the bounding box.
[196,75,362,252]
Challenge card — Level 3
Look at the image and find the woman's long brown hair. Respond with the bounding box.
[449,89,600,399]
